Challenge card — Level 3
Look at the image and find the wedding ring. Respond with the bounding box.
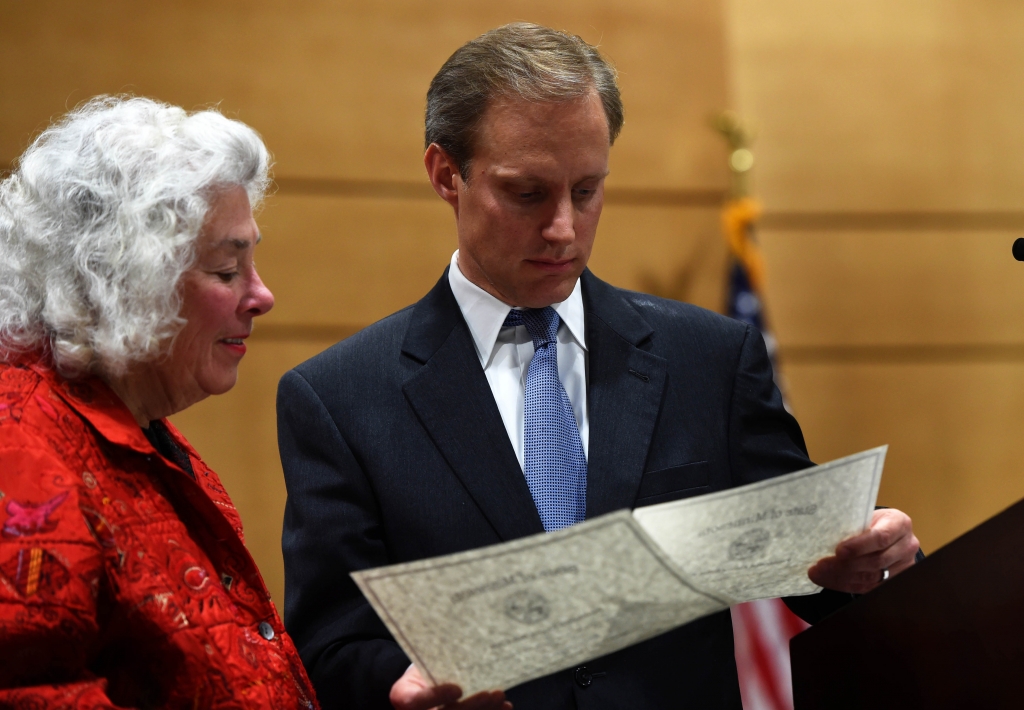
[880,568,890,583]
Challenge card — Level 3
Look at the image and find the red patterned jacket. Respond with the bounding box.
[0,361,318,709]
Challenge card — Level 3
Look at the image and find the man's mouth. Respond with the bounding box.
[527,258,574,272]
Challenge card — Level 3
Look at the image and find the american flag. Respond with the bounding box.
[722,197,809,710]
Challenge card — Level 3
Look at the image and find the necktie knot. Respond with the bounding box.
[503,307,559,349]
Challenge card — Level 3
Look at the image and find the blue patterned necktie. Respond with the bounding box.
[503,307,587,531]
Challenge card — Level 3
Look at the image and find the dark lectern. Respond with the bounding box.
[790,498,1024,709]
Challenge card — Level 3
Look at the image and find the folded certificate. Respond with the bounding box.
[352,446,886,695]
[353,512,728,695]
[633,446,886,601]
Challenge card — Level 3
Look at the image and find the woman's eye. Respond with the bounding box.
[217,271,239,283]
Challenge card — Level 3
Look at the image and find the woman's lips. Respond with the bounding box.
[220,337,247,355]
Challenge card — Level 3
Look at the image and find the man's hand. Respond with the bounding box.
[808,508,920,594]
[390,665,512,710]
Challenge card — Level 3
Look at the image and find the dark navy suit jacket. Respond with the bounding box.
[277,269,851,709]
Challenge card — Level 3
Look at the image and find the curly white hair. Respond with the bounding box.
[0,95,271,377]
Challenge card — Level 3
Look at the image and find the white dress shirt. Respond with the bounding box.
[447,250,589,470]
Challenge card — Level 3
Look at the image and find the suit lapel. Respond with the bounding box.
[582,271,669,518]
[401,271,544,541]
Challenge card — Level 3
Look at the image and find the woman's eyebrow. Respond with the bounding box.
[213,236,258,251]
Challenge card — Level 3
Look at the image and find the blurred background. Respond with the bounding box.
[3,0,1023,619]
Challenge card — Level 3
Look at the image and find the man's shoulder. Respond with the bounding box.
[620,287,738,327]
[592,277,749,346]
[287,304,416,386]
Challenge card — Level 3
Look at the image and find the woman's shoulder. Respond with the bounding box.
[0,361,64,433]
[0,361,99,471]
[0,363,88,537]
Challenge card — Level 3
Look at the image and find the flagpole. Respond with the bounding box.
[714,111,808,710]
[713,112,780,380]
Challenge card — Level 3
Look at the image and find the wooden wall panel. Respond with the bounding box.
[785,362,1024,554]
[726,0,1024,211]
[761,231,1024,347]
[256,195,457,327]
[1,0,730,190]
[728,0,1024,558]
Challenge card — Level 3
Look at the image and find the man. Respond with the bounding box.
[278,23,920,710]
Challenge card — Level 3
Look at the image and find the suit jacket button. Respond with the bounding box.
[258,621,275,640]
[574,666,593,688]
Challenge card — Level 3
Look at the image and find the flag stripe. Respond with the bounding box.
[735,601,790,709]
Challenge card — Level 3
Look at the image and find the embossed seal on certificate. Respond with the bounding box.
[503,590,550,624]
[728,528,771,560]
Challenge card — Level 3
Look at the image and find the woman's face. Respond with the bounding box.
[163,186,274,402]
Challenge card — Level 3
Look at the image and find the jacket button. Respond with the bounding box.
[574,666,593,688]
[258,621,275,640]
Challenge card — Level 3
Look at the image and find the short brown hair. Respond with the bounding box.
[425,23,624,180]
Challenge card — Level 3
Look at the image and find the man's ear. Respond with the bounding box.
[424,143,463,213]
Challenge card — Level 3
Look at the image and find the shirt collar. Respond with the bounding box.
[30,362,155,455]
[447,250,587,368]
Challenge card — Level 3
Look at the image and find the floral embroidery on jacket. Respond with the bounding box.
[0,362,317,709]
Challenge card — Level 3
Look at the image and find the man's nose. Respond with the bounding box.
[541,193,575,245]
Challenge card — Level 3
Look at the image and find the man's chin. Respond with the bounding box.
[516,281,578,308]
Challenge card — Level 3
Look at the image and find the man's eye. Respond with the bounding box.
[217,271,239,282]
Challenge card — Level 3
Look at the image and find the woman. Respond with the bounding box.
[0,97,317,708]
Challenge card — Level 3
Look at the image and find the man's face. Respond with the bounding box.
[449,90,610,308]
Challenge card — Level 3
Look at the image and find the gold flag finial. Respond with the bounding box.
[712,111,765,292]
[712,111,757,199]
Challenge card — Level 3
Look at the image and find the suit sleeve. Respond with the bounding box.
[277,369,410,709]
[726,323,856,623]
